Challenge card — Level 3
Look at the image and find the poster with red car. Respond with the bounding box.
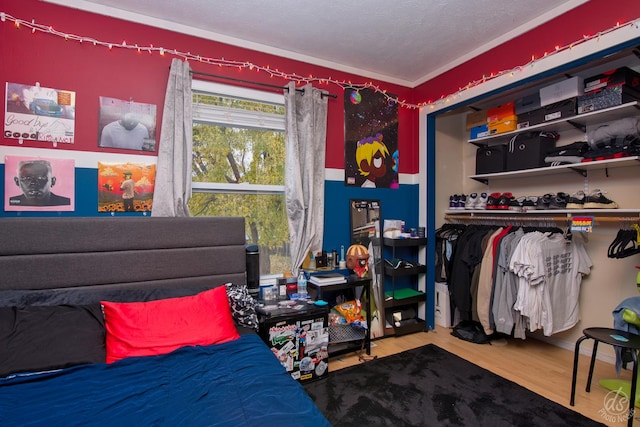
[5,82,76,144]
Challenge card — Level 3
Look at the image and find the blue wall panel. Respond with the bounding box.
[322,179,419,253]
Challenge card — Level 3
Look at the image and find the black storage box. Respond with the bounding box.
[577,85,640,114]
[517,108,544,129]
[515,92,541,115]
[505,132,557,171]
[541,97,577,122]
[475,145,506,174]
[584,66,640,93]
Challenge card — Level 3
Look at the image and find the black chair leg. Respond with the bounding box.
[571,335,588,406]
[586,340,599,392]
[627,350,638,427]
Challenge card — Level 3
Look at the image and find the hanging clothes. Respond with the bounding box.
[509,230,592,336]
[447,223,592,339]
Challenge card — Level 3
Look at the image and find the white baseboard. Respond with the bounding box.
[532,333,616,366]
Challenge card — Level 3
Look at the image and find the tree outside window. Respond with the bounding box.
[189,81,289,276]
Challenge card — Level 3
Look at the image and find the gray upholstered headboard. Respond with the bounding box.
[0,217,246,306]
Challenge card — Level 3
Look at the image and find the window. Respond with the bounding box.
[190,80,289,277]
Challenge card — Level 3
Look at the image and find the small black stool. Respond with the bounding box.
[570,327,640,427]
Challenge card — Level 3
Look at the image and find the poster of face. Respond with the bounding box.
[98,97,157,151]
[98,162,156,213]
[344,88,399,189]
[4,83,76,144]
[5,155,75,211]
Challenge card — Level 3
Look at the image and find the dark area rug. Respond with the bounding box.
[303,344,605,427]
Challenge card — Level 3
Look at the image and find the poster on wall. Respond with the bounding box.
[344,88,399,188]
[4,83,76,144]
[98,97,157,151]
[4,155,75,211]
[98,162,156,213]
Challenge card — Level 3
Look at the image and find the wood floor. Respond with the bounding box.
[329,325,636,427]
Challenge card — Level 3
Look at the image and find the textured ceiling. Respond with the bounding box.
[46,0,587,87]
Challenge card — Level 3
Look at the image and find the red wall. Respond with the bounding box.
[414,0,640,104]
[2,0,639,177]
[0,0,416,172]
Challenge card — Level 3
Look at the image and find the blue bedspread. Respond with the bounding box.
[0,334,331,427]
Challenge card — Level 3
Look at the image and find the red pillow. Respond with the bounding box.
[101,287,239,363]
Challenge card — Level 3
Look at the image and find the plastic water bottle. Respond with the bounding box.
[297,271,308,299]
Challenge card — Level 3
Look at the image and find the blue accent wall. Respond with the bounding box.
[322,179,419,254]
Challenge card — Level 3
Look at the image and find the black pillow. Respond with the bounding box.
[0,304,106,378]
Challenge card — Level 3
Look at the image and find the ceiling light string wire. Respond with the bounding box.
[2,11,639,110]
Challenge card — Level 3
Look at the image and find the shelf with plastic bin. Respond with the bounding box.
[468,102,640,147]
[384,262,426,277]
[383,288,426,309]
[382,237,427,336]
[306,275,371,357]
[469,156,640,184]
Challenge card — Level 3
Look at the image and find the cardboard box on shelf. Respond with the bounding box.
[542,97,577,122]
[466,109,487,130]
[516,108,544,129]
[515,92,541,115]
[539,76,583,106]
[577,85,640,114]
[584,66,640,94]
[487,101,515,123]
[470,124,489,140]
[488,114,517,135]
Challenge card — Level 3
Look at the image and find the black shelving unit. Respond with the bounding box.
[383,237,427,336]
[307,275,371,357]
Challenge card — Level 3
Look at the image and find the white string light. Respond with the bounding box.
[1,12,639,110]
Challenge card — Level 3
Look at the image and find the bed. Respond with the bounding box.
[0,217,331,427]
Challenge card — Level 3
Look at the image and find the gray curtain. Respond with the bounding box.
[151,58,193,217]
[284,82,328,275]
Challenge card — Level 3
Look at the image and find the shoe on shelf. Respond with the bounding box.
[497,192,513,210]
[449,194,459,210]
[476,192,488,210]
[535,193,553,210]
[522,196,537,210]
[456,194,467,210]
[584,189,619,209]
[485,192,501,210]
[566,190,586,209]
[465,193,478,210]
[548,192,568,209]
[509,196,526,211]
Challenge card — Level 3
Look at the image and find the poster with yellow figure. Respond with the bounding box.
[97,162,156,213]
[344,88,399,188]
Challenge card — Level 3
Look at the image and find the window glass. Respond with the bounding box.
[190,81,289,277]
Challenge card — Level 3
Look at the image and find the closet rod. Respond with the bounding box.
[190,70,337,98]
[444,214,640,223]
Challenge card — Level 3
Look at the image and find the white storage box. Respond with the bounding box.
[435,282,451,328]
[539,76,583,106]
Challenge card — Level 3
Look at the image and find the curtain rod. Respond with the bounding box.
[190,70,337,98]
[444,214,640,224]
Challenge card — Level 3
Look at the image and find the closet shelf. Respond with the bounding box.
[469,156,640,182]
[468,101,640,146]
[445,211,640,224]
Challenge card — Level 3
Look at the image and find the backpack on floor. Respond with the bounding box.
[451,320,490,344]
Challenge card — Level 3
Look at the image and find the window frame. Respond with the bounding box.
[191,79,286,194]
